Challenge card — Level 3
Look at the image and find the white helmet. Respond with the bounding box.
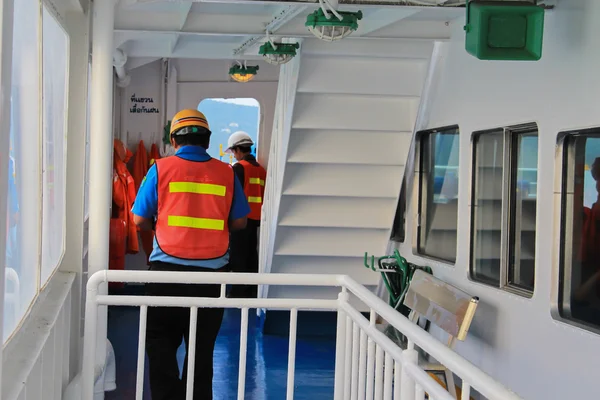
[225,131,254,153]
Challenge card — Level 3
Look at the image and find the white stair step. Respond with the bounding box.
[278,196,397,229]
[274,226,389,257]
[287,129,411,166]
[292,93,417,132]
[298,55,427,97]
[282,163,403,199]
[270,255,381,286]
[267,285,376,312]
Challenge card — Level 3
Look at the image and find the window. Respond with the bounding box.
[558,130,600,331]
[3,2,70,342]
[415,126,460,262]
[4,0,42,342]
[197,98,260,163]
[470,124,538,296]
[41,7,69,285]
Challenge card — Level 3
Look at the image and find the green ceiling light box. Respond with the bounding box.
[464,1,545,61]
[259,41,300,65]
[305,8,362,41]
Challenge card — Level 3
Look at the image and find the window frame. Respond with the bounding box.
[412,125,460,263]
[390,177,406,243]
[469,123,539,298]
[39,2,70,289]
[3,0,71,343]
[553,128,600,335]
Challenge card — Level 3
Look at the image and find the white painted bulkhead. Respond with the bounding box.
[395,2,600,399]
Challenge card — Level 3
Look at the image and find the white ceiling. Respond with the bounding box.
[114,0,464,67]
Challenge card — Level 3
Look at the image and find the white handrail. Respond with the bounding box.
[82,270,522,400]
[339,276,522,400]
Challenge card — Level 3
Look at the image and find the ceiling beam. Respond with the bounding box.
[171,2,194,54]
[119,0,464,8]
[114,23,451,41]
[354,8,420,36]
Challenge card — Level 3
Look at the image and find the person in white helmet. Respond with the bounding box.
[225,131,267,298]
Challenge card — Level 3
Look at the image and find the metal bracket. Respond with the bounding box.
[232,5,308,55]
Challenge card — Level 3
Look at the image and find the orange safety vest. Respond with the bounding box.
[238,160,266,221]
[155,156,234,260]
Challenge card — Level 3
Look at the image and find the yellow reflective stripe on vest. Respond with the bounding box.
[248,196,262,203]
[249,177,265,186]
[168,216,225,231]
[169,182,226,196]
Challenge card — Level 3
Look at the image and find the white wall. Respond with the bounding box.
[120,60,163,149]
[397,2,600,399]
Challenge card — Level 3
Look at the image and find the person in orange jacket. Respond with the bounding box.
[132,109,250,399]
[225,131,266,299]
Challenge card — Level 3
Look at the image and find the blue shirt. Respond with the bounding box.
[132,146,250,268]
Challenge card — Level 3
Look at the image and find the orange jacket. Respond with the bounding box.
[112,139,139,255]
[132,140,149,193]
[155,156,234,260]
[149,143,160,167]
[238,160,266,221]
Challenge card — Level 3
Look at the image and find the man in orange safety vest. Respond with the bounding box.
[225,131,266,299]
[132,109,250,400]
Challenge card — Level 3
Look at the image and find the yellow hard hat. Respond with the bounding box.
[170,109,211,136]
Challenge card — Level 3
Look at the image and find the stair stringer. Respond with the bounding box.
[258,47,304,298]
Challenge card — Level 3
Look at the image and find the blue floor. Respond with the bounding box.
[107,306,336,399]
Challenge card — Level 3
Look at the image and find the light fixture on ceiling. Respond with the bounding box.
[229,62,259,83]
[259,35,300,65]
[305,0,362,42]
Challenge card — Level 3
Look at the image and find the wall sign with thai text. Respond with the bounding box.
[130,93,160,114]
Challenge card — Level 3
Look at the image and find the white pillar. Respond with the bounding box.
[83,0,115,398]
[0,0,15,389]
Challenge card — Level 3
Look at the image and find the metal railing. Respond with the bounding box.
[82,270,522,400]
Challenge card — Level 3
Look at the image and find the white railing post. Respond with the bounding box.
[400,341,418,400]
[333,290,349,400]
[82,273,101,400]
[365,311,376,400]
[286,308,299,400]
[238,307,250,400]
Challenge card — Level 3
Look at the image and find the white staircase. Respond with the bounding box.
[262,38,435,303]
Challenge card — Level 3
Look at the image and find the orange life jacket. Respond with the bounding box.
[155,156,234,260]
[149,143,160,167]
[111,139,139,255]
[132,140,148,193]
[238,160,266,221]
